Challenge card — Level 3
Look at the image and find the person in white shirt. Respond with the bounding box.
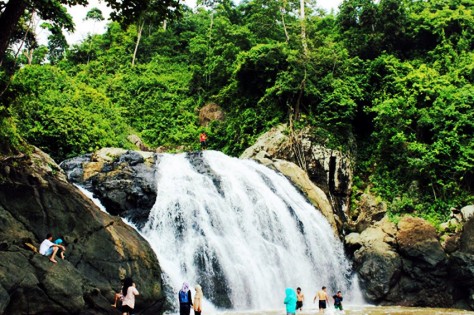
[39,233,65,263]
[121,277,139,315]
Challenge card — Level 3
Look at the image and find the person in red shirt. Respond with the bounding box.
[199,132,207,150]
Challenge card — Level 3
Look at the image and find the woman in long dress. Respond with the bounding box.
[193,285,203,315]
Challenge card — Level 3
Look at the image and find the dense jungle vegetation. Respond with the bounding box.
[0,0,473,224]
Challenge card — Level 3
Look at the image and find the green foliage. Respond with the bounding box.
[8,65,132,161]
[1,0,473,222]
[106,56,199,148]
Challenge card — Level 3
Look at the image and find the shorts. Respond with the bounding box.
[121,304,134,313]
[335,303,343,310]
[45,247,54,256]
[319,300,327,309]
[296,301,303,309]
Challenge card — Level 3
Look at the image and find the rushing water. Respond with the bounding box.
[75,151,474,314]
[140,150,361,310]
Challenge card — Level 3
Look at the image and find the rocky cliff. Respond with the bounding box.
[0,147,166,315]
[346,213,474,310]
[241,124,353,233]
[241,125,474,310]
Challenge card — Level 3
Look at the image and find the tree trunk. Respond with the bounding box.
[0,0,28,64]
[131,21,144,67]
[300,0,308,58]
[279,3,290,43]
[206,12,214,87]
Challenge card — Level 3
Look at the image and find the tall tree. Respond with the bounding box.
[0,0,181,63]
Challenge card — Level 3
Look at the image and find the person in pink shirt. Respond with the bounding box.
[121,277,139,315]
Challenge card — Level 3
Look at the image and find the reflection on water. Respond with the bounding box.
[203,305,474,315]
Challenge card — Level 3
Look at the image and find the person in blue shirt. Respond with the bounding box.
[178,282,193,315]
[54,238,66,259]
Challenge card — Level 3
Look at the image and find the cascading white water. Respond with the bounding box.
[141,150,360,311]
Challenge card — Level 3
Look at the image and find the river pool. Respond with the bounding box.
[179,305,474,315]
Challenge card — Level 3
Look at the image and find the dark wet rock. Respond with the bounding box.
[347,215,474,310]
[0,147,165,314]
[460,216,474,254]
[60,148,157,228]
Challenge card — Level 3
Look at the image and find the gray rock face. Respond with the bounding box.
[241,125,353,232]
[60,148,157,228]
[0,147,166,314]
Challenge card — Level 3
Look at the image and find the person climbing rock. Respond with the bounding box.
[121,277,139,315]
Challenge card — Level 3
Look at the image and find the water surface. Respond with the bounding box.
[212,305,474,315]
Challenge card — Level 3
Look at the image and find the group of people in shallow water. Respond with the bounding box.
[285,286,344,314]
[108,279,342,315]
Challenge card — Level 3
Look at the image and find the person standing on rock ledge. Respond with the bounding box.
[39,233,65,263]
[199,132,208,150]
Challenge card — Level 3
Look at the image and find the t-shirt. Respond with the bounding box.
[122,286,139,309]
[39,239,55,255]
[333,295,343,305]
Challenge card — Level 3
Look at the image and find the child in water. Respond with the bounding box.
[333,290,343,311]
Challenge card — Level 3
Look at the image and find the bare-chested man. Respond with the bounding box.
[296,287,304,311]
[313,286,329,313]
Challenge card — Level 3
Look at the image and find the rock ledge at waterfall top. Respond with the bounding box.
[60,148,157,229]
[0,147,166,314]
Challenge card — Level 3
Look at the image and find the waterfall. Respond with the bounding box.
[141,150,359,310]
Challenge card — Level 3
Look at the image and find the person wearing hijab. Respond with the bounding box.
[193,285,203,315]
[121,277,139,315]
[178,282,193,315]
[284,287,297,315]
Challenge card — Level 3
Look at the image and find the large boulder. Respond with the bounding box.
[346,219,401,301]
[60,148,157,228]
[241,125,353,232]
[346,215,474,309]
[397,217,446,267]
[0,147,165,314]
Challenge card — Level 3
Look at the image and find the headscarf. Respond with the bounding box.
[181,282,190,293]
[285,287,296,300]
[194,284,203,299]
